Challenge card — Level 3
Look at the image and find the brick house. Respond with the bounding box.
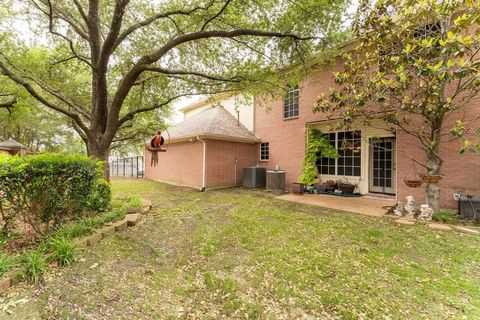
[253,44,480,208]
[145,47,479,209]
[144,94,258,189]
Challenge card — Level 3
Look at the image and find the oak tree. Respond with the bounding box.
[0,0,350,177]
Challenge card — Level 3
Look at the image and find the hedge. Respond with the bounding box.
[0,154,111,236]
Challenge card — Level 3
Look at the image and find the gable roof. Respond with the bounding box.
[167,106,259,143]
[0,139,26,150]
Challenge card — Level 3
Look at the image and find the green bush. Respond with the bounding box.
[0,252,17,277]
[432,209,460,224]
[300,129,338,185]
[21,250,48,283]
[88,178,112,212]
[0,154,111,235]
[128,196,143,209]
[47,235,78,266]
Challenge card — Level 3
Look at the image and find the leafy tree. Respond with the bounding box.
[317,0,480,211]
[0,0,351,178]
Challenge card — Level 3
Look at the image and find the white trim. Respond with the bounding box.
[196,136,207,190]
[168,133,259,144]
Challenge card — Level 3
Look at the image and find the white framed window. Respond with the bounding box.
[283,85,299,119]
[260,142,269,161]
[316,131,362,177]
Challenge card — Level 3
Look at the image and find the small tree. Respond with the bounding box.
[316,0,480,211]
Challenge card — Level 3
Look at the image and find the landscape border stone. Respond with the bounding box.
[0,197,152,296]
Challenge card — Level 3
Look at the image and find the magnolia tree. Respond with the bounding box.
[316,0,480,211]
[0,0,350,178]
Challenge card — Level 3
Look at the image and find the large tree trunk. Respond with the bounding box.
[87,139,110,180]
[425,117,443,212]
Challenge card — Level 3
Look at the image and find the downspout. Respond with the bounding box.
[196,136,206,191]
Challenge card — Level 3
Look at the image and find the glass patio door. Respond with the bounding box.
[369,138,396,194]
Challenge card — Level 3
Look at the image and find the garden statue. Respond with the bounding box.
[393,203,404,216]
[418,204,433,221]
[404,196,415,217]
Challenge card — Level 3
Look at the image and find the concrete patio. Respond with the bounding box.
[276,193,396,217]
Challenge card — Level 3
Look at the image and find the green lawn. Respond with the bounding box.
[7,179,480,319]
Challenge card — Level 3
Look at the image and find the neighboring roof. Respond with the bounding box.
[168,106,259,143]
[0,139,26,150]
[179,92,232,113]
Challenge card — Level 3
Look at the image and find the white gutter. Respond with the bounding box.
[196,136,206,191]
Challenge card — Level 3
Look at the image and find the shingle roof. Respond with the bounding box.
[0,139,26,149]
[168,106,259,143]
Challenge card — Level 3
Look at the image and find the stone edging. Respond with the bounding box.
[0,198,153,295]
[393,216,480,235]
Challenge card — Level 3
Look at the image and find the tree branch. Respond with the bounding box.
[143,66,245,83]
[44,0,93,68]
[112,0,216,49]
[200,0,232,31]
[0,60,91,139]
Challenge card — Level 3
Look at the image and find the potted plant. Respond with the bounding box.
[337,179,356,194]
[419,174,444,184]
[292,182,305,195]
[323,180,337,192]
[299,129,338,192]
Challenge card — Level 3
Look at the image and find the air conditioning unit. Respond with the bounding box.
[458,197,480,221]
[243,167,266,188]
[266,170,286,193]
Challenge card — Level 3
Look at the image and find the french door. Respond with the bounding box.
[369,138,396,194]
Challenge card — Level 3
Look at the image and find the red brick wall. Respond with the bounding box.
[144,141,203,188]
[254,62,480,208]
[396,102,480,208]
[205,139,258,188]
[254,62,343,186]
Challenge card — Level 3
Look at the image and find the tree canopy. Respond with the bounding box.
[0,0,351,176]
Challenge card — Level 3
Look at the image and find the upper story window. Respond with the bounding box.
[413,22,442,39]
[260,142,269,161]
[284,85,299,119]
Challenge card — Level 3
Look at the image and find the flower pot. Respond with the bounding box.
[419,174,443,184]
[338,183,355,194]
[404,179,423,188]
[324,180,337,192]
[292,183,305,195]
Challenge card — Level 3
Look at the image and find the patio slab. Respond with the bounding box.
[276,193,396,217]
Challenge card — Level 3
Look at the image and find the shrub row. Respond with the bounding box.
[0,153,111,236]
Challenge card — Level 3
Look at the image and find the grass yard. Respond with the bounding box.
[3,178,480,319]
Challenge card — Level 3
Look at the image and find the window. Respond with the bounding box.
[260,142,269,161]
[413,22,442,39]
[316,131,362,177]
[284,85,299,118]
[337,131,362,177]
[316,132,336,175]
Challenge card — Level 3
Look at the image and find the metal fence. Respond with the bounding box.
[109,156,144,178]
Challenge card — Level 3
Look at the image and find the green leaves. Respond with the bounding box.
[0,154,111,236]
[300,129,338,185]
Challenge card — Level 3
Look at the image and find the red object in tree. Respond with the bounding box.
[150,131,165,148]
